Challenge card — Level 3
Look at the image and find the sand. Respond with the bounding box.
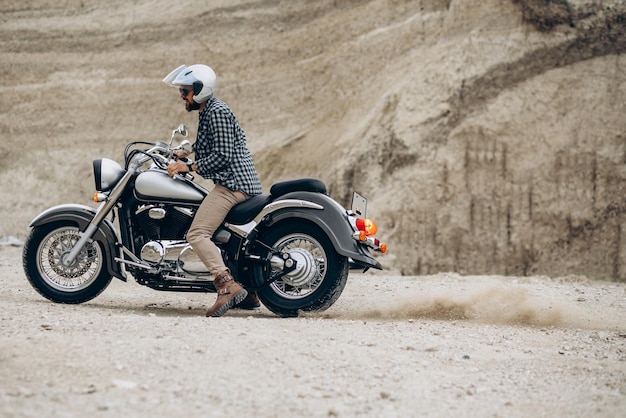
[1,244,624,417]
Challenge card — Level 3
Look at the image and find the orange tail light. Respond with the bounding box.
[355,218,377,236]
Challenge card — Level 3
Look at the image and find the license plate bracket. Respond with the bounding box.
[351,192,367,217]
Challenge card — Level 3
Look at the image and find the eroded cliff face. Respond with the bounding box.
[375,0,626,279]
[395,0,626,280]
[254,0,626,280]
[1,0,625,279]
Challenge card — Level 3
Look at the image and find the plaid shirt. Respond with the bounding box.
[192,97,262,196]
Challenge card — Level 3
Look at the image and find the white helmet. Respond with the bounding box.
[162,64,217,103]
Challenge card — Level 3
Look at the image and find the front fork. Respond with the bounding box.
[61,171,133,267]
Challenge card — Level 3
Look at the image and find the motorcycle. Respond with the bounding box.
[22,124,387,317]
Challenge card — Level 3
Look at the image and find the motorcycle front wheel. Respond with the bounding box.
[255,222,349,317]
[22,222,113,304]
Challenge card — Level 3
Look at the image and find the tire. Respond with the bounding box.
[255,222,349,317]
[22,222,113,304]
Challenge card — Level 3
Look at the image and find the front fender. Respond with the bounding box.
[262,192,382,270]
[29,204,126,281]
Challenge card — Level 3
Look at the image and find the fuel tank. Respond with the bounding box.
[134,170,206,204]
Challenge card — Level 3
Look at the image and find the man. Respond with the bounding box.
[163,64,263,317]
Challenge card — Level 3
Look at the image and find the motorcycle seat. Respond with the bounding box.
[226,194,272,224]
[225,178,327,225]
[270,178,327,196]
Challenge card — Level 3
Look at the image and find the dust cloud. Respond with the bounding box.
[330,283,624,331]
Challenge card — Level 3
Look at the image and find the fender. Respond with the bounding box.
[260,192,382,270]
[29,204,126,281]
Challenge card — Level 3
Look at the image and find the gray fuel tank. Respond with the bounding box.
[134,170,206,203]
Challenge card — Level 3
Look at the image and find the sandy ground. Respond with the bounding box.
[0,244,624,417]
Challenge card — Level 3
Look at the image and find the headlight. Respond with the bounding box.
[93,158,125,192]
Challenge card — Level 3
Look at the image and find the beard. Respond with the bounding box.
[185,101,200,112]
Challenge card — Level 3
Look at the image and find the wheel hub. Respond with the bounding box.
[48,236,93,278]
[282,248,318,287]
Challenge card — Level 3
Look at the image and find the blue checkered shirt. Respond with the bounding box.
[192,97,262,196]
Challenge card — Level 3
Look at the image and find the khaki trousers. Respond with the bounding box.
[186,183,248,276]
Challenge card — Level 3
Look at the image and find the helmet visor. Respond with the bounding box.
[163,65,192,86]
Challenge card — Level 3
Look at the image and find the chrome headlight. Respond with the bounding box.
[93,158,125,192]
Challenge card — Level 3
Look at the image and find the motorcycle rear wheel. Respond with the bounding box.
[22,222,112,304]
[255,222,349,317]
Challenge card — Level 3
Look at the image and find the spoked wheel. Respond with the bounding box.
[255,222,349,317]
[22,222,112,304]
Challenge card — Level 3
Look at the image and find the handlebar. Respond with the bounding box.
[130,145,169,168]
[124,124,191,171]
[129,143,195,175]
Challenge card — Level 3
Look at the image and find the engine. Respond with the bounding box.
[140,240,209,275]
[132,204,211,278]
[133,204,194,241]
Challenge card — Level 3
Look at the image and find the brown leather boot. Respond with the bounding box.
[234,291,261,310]
[206,271,248,317]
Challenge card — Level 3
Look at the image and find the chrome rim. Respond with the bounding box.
[36,226,103,292]
[271,233,327,299]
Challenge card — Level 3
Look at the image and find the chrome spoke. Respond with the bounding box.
[270,233,327,299]
[36,226,103,292]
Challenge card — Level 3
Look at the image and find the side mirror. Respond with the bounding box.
[176,124,188,137]
[169,123,189,147]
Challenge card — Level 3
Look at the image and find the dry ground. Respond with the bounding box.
[1,244,624,417]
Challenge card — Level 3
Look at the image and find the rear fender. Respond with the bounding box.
[29,204,126,281]
[260,192,381,269]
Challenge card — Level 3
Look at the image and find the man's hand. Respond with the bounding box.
[167,161,190,177]
[172,149,190,160]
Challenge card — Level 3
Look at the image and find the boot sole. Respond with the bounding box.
[208,289,248,318]
[233,303,261,310]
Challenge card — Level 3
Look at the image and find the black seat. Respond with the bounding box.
[225,178,326,225]
[225,194,272,224]
[270,178,327,196]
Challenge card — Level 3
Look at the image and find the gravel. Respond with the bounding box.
[1,245,624,417]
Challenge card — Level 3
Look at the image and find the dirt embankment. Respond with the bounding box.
[1,0,625,281]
